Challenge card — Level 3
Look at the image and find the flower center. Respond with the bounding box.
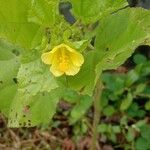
[59,56,69,72]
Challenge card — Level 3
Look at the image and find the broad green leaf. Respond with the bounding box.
[0,40,20,89]
[17,59,58,96]
[95,8,150,81]
[0,0,42,49]
[67,51,100,95]
[28,0,59,26]
[8,89,61,127]
[0,40,17,60]
[0,40,20,115]
[7,59,60,127]
[70,0,127,23]
[0,85,17,116]
[0,53,20,90]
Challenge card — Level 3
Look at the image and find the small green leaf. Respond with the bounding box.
[134,83,146,95]
[101,91,109,108]
[125,70,139,86]
[103,106,115,117]
[68,40,89,52]
[126,128,136,142]
[120,92,133,111]
[112,126,121,134]
[62,88,80,104]
[98,123,108,133]
[69,95,92,124]
[145,100,150,110]
[133,54,147,65]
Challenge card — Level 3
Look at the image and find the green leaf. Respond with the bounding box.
[62,88,80,104]
[120,92,133,111]
[145,100,150,110]
[67,51,100,95]
[8,89,61,127]
[69,95,92,124]
[67,40,89,52]
[70,0,127,23]
[125,70,139,86]
[101,92,109,108]
[140,124,150,139]
[134,120,147,129]
[0,40,19,60]
[95,8,150,81]
[127,103,145,118]
[6,58,61,127]
[102,73,125,95]
[17,59,58,96]
[136,62,150,77]
[133,54,147,65]
[134,83,146,95]
[126,127,136,142]
[28,0,59,26]
[136,137,150,150]
[103,106,115,117]
[112,125,121,134]
[98,123,108,133]
[0,40,20,116]
[0,0,42,49]
[0,85,17,116]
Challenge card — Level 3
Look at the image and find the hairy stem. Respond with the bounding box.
[90,78,103,150]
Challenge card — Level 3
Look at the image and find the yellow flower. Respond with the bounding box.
[41,43,84,77]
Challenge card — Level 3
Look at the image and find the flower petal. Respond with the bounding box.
[50,65,64,77]
[41,43,84,77]
[69,52,84,67]
[41,52,53,65]
[65,64,80,76]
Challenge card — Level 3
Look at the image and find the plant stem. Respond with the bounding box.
[90,78,103,150]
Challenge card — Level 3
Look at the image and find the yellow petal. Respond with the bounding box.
[69,52,84,67]
[65,64,80,76]
[50,65,64,77]
[41,52,53,65]
[41,43,84,77]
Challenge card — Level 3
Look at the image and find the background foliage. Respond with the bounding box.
[0,0,150,149]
